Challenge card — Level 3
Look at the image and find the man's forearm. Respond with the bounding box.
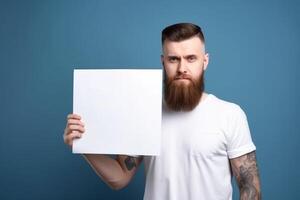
[81,154,127,189]
[231,151,261,200]
[239,166,261,200]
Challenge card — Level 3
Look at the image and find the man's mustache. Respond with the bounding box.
[173,74,193,80]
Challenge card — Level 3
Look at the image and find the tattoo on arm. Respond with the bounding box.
[231,151,261,200]
[124,156,137,171]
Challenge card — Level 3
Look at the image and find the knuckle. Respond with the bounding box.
[70,133,77,139]
[68,133,74,138]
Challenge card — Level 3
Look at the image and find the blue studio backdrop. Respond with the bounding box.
[0,0,299,199]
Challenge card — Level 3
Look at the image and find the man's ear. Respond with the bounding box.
[203,53,209,71]
[161,55,164,66]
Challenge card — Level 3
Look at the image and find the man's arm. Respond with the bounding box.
[230,151,261,200]
[82,154,143,190]
[64,113,143,190]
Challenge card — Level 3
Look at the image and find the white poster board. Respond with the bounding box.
[72,69,162,155]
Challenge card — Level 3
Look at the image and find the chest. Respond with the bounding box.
[161,112,228,158]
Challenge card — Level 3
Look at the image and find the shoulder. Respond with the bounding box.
[208,94,244,116]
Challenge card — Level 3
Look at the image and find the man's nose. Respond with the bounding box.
[178,59,188,74]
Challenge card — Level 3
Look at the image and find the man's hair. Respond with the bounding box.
[161,23,205,45]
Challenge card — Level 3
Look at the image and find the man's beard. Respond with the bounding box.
[163,71,205,112]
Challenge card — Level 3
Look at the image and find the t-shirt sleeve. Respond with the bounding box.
[226,105,256,159]
[127,155,143,158]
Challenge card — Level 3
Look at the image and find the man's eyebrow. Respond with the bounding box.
[167,55,180,58]
[183,54,197,58]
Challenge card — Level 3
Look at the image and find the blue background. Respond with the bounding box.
[0,0,299,199]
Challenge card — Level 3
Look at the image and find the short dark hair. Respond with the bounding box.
[161,23,205,45]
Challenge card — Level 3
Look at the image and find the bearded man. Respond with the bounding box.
[64,23,261,200]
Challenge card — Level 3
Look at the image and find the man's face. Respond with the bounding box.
[161,36,209,111]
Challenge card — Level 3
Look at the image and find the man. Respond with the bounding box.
[64,23,261,200]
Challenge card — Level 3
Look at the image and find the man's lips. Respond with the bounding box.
[175,77,190,80]
[174,75,192,80]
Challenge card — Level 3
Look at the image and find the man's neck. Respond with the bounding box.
[200,92,208,103]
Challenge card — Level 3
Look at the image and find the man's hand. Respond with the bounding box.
[63,113,85,147]
[230,151,261,200]
[62,113,142,190]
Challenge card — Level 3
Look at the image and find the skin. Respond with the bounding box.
[161,36,209,85]
[230,151,261,199]
[63,114,143,190]
[64,36,261,199]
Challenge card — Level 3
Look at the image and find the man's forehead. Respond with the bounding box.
[162,36,205,54]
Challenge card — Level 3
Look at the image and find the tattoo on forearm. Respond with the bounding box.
[233,151,261,200]
[124,156,137,171]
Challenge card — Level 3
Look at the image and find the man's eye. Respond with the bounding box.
[169,57,178,63]
[187,56,196,62]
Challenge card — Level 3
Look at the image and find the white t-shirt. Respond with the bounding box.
[142,93,256,200]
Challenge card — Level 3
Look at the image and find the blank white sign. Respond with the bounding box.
[72,69,162,155]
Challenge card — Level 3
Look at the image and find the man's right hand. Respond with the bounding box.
[62,113,142,190]
[63,113,85,147]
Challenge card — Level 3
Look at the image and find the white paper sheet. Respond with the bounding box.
[72,69,162,155]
